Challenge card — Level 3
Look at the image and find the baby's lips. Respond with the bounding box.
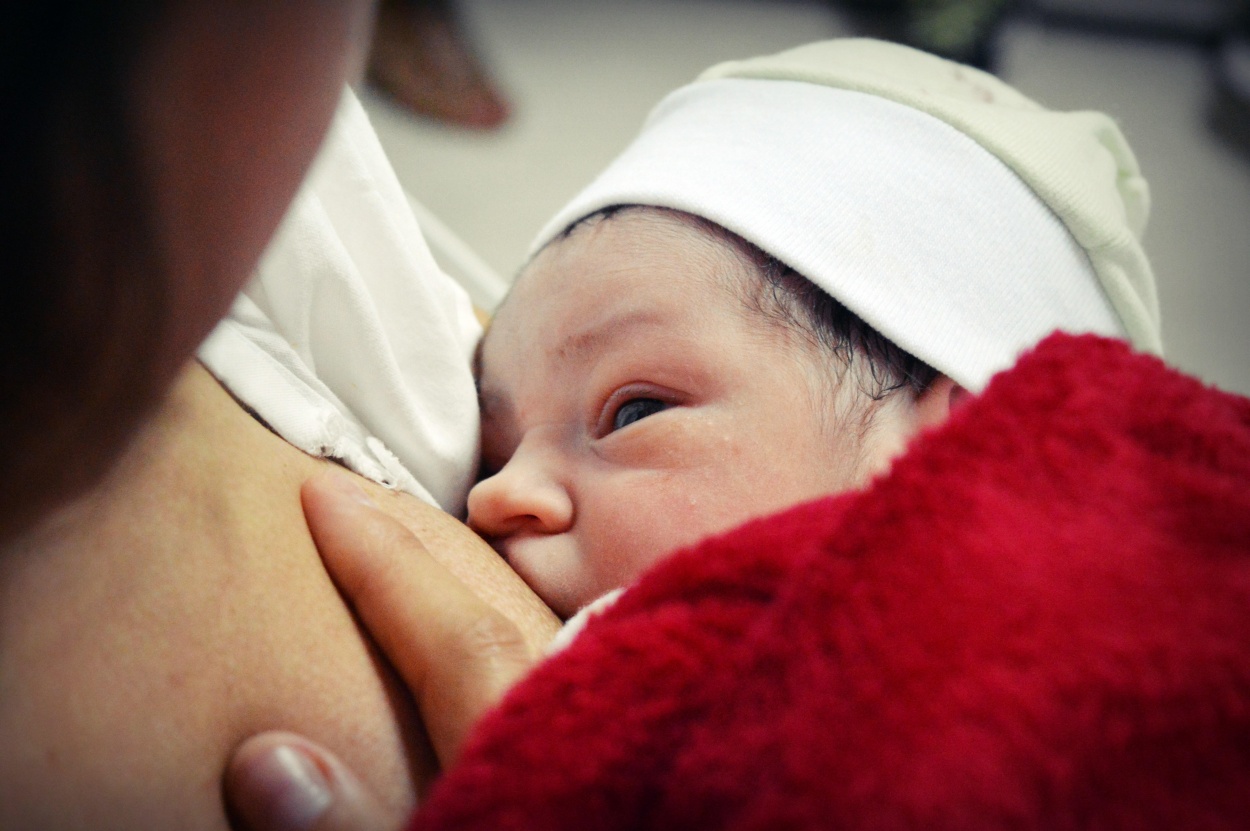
[488,536,513,564]
[494,533,543,568]
[488,531,544,568]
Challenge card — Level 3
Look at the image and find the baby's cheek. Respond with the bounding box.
[591,469,723,586]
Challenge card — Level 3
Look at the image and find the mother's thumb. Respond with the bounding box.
[226,731,397,831]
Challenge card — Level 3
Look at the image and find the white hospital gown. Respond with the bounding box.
[199,89,482,515]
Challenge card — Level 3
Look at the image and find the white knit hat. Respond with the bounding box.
[531,39,1159,392]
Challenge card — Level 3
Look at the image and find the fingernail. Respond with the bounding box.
[321,467,376,508]
[248,744,333,830]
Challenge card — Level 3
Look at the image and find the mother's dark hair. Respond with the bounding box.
[1,2,171,539]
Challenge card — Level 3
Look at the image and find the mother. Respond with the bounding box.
[0,3,552,828]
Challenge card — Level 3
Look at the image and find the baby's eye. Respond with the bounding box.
[612,397,669,431]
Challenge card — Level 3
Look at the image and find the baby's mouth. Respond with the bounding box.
[486,533,537,572]
[476,530,513,562]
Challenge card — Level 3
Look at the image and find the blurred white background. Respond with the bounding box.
[361,0,1250,395]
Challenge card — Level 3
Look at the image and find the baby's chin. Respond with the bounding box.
[548,588,628,652]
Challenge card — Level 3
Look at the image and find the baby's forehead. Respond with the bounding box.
[477,210,827,390]
[515,207,766,305]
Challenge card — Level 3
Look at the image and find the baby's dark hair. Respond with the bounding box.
[558,205,938,401]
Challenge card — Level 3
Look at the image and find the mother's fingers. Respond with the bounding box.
[302,468,535,766]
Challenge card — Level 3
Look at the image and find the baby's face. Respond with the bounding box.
[469,212,882,617]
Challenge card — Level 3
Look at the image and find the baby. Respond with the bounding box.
[465,38,1160,619]
[469,205,958,619]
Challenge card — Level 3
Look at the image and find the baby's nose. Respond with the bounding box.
[467,457,574,540]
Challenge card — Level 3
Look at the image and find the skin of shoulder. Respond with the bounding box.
[0,361,558,829]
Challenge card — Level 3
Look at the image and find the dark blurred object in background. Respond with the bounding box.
[833,0,1016,71]
[1026,0,1249,161]
[367,0,511,130]
[1210,10,1250,160]
[833,0,1250,157]
[1029,0,1241,42]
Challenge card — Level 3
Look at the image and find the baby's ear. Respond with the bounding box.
[914,375,967,432]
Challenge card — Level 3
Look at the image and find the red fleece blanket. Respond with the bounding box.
[413,333,1250,830]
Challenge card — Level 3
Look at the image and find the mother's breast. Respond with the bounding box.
[0,360,556,829]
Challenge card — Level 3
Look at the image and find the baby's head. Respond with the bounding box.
[471,206,957,617]
[469,39,1160,617]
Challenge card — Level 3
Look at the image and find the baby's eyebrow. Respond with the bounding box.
[555,309,668,365]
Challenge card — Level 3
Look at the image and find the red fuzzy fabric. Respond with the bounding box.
[413,333,1250,830]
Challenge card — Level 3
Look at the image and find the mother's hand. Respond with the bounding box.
[226,470,538,831]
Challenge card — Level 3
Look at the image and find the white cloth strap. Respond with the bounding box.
[200,89,481,514]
